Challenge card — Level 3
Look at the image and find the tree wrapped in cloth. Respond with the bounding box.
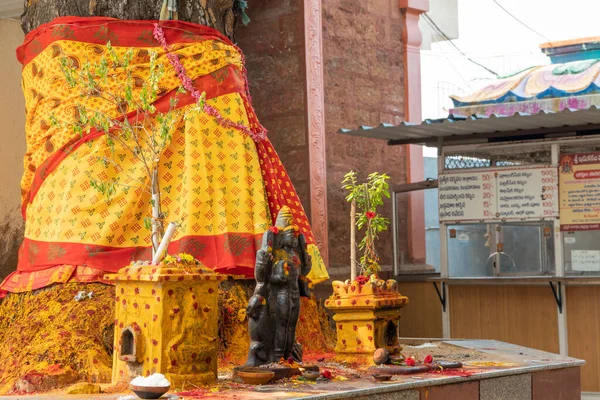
[2,17,328,294]
[0,4,332,395]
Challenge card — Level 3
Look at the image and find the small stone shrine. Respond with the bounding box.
[110,259,225,386]
[326,277,408,354]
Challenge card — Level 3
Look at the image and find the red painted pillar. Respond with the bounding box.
[400,0,428,264]
[304,0,329,267]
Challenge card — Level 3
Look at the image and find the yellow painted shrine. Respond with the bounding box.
[325,278,408,354]
[109,262,226,387]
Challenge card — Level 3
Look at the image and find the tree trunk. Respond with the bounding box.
[21,0,237,39]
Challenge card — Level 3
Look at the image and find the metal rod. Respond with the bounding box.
[350,199,357,281]
[389,179,438,193]
[392,193,398,276]
[549,281,563,313]
[432,282,446,312]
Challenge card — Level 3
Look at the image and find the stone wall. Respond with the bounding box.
[239,0,410,279]
[0,19,25,282]
[236,0,312,217]
[322,0,408,276]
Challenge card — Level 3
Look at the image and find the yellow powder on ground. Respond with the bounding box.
[296,297,336,354]
[0,281,334,394]
[218,282,251,366]
[0,283,115,395]
[216,281,335,366]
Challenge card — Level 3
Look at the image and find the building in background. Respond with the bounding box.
[343,34,600,394]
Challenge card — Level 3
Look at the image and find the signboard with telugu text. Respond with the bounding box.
[571,250,600,272]
[439,166,558,223]
[559,152,600,231]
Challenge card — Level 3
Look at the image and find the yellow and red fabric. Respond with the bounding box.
[0,17,328,296]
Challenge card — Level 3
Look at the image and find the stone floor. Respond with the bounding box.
[0,339,584,400]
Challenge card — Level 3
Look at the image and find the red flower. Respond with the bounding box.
[424,354,433,364]
[287,357,295,364]
[405,357,415,367]
[269,226,279,234]
[366,211,376,219]
[355,275,369,285]
[322,370,333,379]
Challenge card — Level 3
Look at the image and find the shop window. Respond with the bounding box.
[447,224,493,277]
[424,157,440,272]
[564,230,600,276]
[447,222,555,277]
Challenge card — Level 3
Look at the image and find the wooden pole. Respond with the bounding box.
[152,222,178,265]
[151,169,162,257]
[350,199,357,281]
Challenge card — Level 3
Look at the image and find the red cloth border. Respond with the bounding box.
[1,230,259,297]
[16,233,261,274]
[17,17,232,67]
[0,265,109,297]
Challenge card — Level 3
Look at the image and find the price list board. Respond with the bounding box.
[559,152,600,231]
[438,171,495,221]
[439,167,558,223]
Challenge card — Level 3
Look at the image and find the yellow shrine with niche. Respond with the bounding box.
[109,262,225,387]
[325,278,408,354]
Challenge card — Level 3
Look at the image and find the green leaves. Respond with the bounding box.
[89,176,117,199]
[55,40,203,241]
[342,170,391,277]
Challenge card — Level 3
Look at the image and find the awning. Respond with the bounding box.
[338,106,600,146]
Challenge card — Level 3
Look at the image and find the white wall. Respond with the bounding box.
[0,18,25,280]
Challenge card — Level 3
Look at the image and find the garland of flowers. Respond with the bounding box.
[152,24,266,142]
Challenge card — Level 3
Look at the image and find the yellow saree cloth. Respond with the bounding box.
[0,17,328,295]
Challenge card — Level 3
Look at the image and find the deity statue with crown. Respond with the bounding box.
[245,206,313,367]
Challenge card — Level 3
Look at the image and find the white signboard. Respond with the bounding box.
[438,171,494,221]
[439,167,558,222]
[571,250,600,272]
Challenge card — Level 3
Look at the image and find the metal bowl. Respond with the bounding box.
[372,374,392,382]
[238,370,276,385]
[129,384,170,399]
[301,370,321,381]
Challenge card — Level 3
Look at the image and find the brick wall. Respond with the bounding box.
[239,0,410,280]
[323,0,408,275]
[236,0,312,218]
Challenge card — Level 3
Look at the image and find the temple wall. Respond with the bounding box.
[239,0,409,281]
[321,0,408,277]
[236,0,312,218]
[0,19,25,282]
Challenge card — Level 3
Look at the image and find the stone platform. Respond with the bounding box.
[2,339,584,400]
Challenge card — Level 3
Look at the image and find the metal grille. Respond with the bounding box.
[444,150,551,170]
[560,144,600,154]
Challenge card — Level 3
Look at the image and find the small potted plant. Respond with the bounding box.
[325,170,407,355]
[342,171,391,280]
